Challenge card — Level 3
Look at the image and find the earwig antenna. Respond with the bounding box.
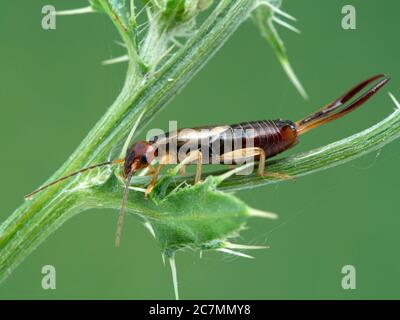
[115,170,134,248]
[296,75,390,135]
[24,159,124,199]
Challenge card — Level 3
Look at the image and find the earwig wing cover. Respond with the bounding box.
[149,125,232,148]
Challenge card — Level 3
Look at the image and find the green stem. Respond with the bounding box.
[0,0,257,284]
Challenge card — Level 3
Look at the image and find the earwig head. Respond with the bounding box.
[116,140,156,248]
[123,141,156,177]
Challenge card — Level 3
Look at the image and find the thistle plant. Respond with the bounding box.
[1,0,400,299]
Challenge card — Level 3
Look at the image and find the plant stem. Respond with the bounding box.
[0,0,258,284]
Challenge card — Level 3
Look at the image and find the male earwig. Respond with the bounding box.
[25,74,390,247]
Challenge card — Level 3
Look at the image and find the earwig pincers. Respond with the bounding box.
[25,74,390,247]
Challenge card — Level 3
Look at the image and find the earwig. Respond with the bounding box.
[25,74,390,247]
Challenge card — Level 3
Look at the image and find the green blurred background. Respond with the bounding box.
[0,0,399,299]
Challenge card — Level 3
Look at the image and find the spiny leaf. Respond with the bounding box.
[108,0,134,31]
[89,0,105,12]
[252,1,308,99]
[146,171,275,255]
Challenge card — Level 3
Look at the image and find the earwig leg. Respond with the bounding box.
[257,148,266,176]
[144,153,175,198]
[195,150,202,184]
[179,165,186,176]
[219,147,264,167]
[159,153,176,164]
[145,163,163,198]
[145,165,157,176]
[178,150,203,183]
[262,172,295,180]
[145,150,203,197]
[257,150,294,180]
[219,148,293,180]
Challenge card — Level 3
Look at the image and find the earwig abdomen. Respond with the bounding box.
[218,119,299,160]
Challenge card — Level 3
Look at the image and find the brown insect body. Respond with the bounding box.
[148,119,298,164]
